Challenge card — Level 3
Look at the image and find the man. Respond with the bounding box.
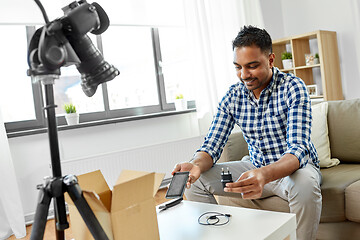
[172,26,322,240]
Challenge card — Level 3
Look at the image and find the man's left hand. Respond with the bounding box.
[224,168,266,199]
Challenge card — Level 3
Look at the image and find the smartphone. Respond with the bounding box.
[165,171,189,199]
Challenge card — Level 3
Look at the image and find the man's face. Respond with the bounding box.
[233,45,274,98]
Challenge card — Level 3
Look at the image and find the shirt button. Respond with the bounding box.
[259,137,263,140]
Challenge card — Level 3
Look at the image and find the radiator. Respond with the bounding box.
[60,136,203,188]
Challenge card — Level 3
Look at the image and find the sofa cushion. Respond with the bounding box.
[327,99,360,163]
[345,180,360,223]
[311,102,340,168]
[220,130,249,162]
[317,221,360,240]
[321,164,360,222]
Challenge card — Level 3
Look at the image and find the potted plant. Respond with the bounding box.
[64,103,79,125]
[174,94,187,111]
[314,53,320,64]
[281,52,293,69]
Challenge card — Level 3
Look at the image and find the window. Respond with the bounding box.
[2,24,195,134]
[53,65,105,116]
[102,26,159,110]
[158,27,196,104]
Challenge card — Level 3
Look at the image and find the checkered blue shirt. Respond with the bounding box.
[197,67,319,169]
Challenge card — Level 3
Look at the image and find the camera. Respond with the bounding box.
[28,0,119,97]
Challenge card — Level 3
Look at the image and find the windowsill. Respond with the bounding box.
[7,108,197,138]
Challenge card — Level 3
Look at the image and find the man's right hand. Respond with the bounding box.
[172,152,213,188]
[171,162,201,188]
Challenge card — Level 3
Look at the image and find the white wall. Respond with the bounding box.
[261,0,360,100]
[259,0,285,39]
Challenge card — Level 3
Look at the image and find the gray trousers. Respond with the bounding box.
[185,156,322,240]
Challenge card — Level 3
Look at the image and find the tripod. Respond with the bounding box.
[30,76,109,240]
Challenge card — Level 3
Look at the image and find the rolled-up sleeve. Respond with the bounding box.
[196,94,235,164]
[283,78,314,168]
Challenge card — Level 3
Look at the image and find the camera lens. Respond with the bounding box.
[66,34,119,97]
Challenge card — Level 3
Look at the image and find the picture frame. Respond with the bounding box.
[307,84,318,96]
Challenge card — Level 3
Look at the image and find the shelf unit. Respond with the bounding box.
[272,30,343,101]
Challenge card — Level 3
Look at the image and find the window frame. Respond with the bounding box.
[4,25,196,135]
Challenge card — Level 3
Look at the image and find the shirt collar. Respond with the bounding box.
[266,67,280,93]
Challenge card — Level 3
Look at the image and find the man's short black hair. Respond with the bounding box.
[232,25,272,54]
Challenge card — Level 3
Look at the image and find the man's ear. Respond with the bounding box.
[269,53,275,68]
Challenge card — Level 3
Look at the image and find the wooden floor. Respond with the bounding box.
[8,188,169,240]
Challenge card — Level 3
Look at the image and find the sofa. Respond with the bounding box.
[217,98,360,240]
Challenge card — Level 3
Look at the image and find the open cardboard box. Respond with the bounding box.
[65,169,165,240]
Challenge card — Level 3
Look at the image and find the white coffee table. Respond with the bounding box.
[157,200,296,240]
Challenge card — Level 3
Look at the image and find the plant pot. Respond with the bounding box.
[65,113,79,125]
[282,59,293,69]
[174,99,187,111]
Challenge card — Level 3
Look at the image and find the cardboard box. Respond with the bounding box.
[65,169,165,240]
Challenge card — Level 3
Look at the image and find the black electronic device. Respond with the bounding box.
[165,171,189,199]
[158,197,183,211]
[221,167,233,188]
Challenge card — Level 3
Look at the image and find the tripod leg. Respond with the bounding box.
[53,196,67,239]
[30,184,52,240]
[64,175,109,240]
[55,228,65,240]
[51,178,69,232]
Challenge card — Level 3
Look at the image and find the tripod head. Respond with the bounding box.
[27,0,119,96]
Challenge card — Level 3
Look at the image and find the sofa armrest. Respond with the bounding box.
[327,98,360,163]
[218,131,249,163]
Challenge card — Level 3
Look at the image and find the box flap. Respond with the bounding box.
[82,191,110,213]
[76,170,112,211]
[116,170,165,197]
[65,170,110,208]
[115,169,152,185]
[112,172,155,212]
[153,173,165,197]
[77,170,109,193]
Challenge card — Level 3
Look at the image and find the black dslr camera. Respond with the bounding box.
[28,0,119,97]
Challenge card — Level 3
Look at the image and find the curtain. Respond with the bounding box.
[0,108,26,239]
[183,0,264,134]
